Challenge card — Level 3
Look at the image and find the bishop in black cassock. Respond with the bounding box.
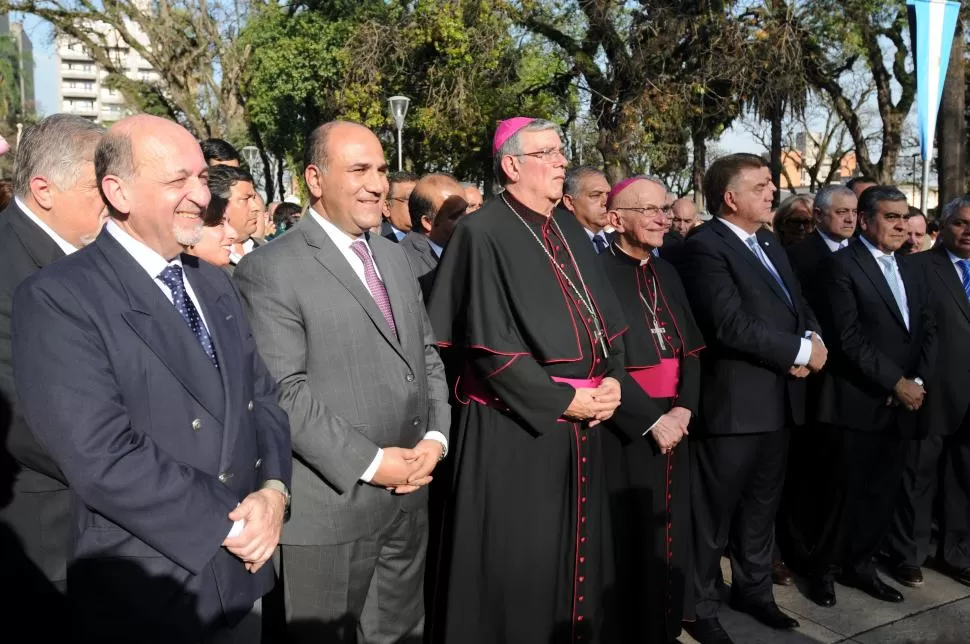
[427,118,629,644]
[600,177,705,644]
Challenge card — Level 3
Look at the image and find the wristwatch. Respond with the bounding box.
[262,479,291,521]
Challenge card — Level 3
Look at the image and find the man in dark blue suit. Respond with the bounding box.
[12,114,291,643]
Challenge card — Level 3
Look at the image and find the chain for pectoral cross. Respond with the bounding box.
[638,276,667,352]
[502,195,610,358]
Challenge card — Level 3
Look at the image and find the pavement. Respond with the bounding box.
[679,559,970,644]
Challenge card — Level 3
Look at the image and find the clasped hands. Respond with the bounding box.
[651,406,691,455]
[563,377,622,427]
[888,377,925,411]
[370,439,444,495]
[789,332,827,379]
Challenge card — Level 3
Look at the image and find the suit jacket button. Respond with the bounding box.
[218,472,231,483]
[254,458,263,469]
[191,419,201,431]
[412,417,420,427]
[406,373,415,382]
[247,400,254,412]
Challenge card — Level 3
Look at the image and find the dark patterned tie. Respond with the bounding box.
[350,240,398,336]
[592,233,608,254]
[157,264,219,368]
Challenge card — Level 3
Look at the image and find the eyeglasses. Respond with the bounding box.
[785,218,814,229]
[515,147,569,163]
[614,205,673,218]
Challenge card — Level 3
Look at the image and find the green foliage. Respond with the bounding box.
[241,0,570,183]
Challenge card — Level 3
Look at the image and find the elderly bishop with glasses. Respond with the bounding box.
[597,176,705,644]
[427,117,631,643]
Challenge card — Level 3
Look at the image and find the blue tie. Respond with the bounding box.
[745,236,791,304]
[592,233,608,254]
[877,255,909,329]
[959,259,970,301]
[157,264,219,369]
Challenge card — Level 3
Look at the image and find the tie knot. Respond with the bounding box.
[350,239,371,262]
[746,236,759,250]
[158,263,184,289]
[878,254,896,269]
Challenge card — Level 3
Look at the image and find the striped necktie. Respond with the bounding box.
[959,259,970,301]
[745,236,791,304]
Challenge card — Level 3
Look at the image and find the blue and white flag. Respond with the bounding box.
[907,0,961,162]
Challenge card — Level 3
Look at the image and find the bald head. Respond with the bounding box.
[303,120,389,237]
[410,173,468,246]
[670,197,697,237]
[96,115,210,259]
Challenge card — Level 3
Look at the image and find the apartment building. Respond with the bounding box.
[55,19,158,125]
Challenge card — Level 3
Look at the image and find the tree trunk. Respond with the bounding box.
[276,154,287,201]
[937,18,965,212]
[691,128,707,214]
[770,102,783,204]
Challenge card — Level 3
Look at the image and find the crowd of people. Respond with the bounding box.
[0,112,968,644]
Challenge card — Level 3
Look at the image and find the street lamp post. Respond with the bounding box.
[388,95,410,172]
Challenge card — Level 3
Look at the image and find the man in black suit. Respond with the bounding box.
[777,184,858,595]
[787,185,857,293]
[12,114,291,642]
[886,196,970,588]
[399,172,469,302]
[813,185,936,606]
[0,115,105,593]
[561,166,612,253]
[675,154,826,644]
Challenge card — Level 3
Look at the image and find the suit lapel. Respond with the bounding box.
[5,202,66,268]
[849,240,908,331]
[183,257,240,464]
[930,247,970,324]
[301,221,410,363]
[97,230,226,421]
[710,219,792,309]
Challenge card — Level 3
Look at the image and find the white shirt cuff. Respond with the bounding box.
[642,418,662,437]
[794,337,812,367]
[227,519,245,539]
[423,431,448,456]
[360,448,384,483]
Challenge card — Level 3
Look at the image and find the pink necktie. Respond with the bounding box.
[350,240,397,336]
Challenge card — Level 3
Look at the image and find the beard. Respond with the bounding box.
[174,218,205,247]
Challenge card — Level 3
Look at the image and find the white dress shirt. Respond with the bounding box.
[17,197,78,256]
[717,218,813,366]
[817,229,849,253]
[859,235,910,329]
[307,208,448,482]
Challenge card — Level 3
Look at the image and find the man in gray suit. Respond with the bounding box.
[234,120,450,643]
[399,172,468,302]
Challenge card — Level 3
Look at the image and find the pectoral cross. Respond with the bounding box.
[649,318,667,351]
[593,326,610,358]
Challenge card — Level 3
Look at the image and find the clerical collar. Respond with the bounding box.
[503,190,552,226]
[610,242,652,266]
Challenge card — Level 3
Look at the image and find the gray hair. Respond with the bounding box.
[13,114,104,198]
[813,185,855,214]
[492,118,564,185]
[563,166,606,197]
[940,195,970,225]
